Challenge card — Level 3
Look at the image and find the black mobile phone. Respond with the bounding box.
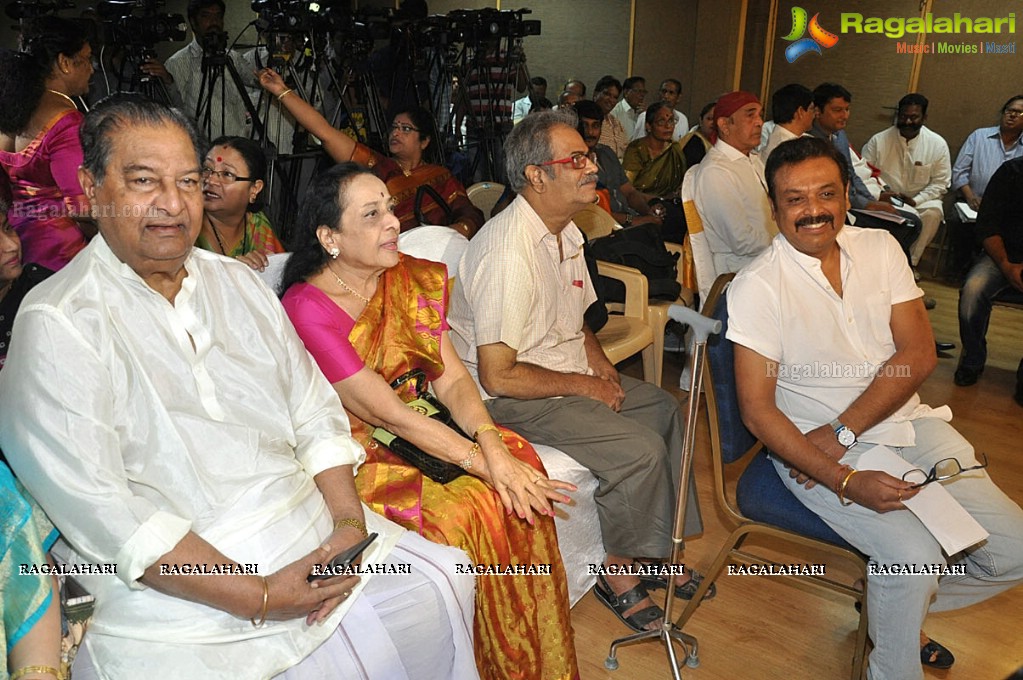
[307,532,378,582]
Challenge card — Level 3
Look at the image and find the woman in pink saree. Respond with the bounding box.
[0,17,94,271]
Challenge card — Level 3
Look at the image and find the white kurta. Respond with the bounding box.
[693,138,777,276]
[0,238,419,677]
[861,125,951,215]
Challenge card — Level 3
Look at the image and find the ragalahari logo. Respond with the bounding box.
[783,7,840,62]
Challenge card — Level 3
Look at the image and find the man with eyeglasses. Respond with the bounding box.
[448,109,710,635]
[630,79,689,143]
[947,95,1023,281]
[730,136,1023,679]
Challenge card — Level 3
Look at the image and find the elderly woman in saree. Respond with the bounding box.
[279,162,580,680]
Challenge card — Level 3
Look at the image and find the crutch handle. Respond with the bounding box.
[668,304,721,343]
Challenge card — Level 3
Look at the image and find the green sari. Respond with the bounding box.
[622,137,689,197]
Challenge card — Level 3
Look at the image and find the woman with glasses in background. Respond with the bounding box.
[257,69,484,238]
[0,16,95,272]
[196,136,285,271]
[622,101,690,243]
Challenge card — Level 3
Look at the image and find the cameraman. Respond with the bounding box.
[165,0,253,138]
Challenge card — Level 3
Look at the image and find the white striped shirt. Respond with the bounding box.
[449,195,597,399]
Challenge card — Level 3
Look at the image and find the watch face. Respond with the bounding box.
[838,428,855,447]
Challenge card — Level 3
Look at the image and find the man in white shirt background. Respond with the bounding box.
[862,93,951,273]
[692,90,776,279]
[761,83,815,159]
[610,76,646,137]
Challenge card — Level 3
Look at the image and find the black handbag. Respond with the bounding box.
[371,368,469,484]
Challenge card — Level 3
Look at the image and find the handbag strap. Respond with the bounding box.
[414,183,455,226]
[388,368,427,397]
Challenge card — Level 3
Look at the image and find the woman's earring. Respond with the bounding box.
[329,246,340,259]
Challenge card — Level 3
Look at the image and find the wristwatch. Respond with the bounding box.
[624,213,634,226]
[829,419,857,448]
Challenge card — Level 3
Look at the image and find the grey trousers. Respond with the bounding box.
[487,375,703,559]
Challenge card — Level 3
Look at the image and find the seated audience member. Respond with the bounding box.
[955,155,1023,403]
[692,91,776,278]
[575,100,666,230]
[1,205,53,370]
[610,77,647,139]
[677,102,715,168]
[622,101,689,199]
[593,76,629,160]
[0,95,477,680]
[0,17,94,272]
[948,94,1023,279]
[762,84,815,158]
[557,90,581,110]
[196,136,285,271]
[631,79,689,143]
[279,163,579,678]
[810,83,922,259]
[620,101,690,243]
[512,76,547,124]
[731,136,1023,679]
[258,70,484,239]
[862,93,951,272]
[563,79,586,98]
[2,461,62,680]
[448,109,710,635]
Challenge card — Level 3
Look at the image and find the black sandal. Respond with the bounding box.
[921,638,955,669]
[639,566,717,601]
[592,574,664,633]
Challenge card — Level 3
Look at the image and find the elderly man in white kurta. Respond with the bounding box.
[862,93,951,269]
[0,95,476,680]
[692,91,777,278]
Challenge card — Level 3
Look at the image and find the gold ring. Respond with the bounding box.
[534,475,543,484]
[898,490,903,502]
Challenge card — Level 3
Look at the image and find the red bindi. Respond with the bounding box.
[216,156,222,162]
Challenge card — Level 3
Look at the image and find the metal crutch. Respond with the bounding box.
[604,304,722,679]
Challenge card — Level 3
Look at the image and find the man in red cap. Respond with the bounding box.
[690,91,777,286]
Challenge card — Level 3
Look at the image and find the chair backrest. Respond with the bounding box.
[398,225,470,275]
[466,182,505,219]
[680,166,718,308]
[572,203,616,240]
[702,272,854,547]
[702,273,759,464]
[257,252,292,292]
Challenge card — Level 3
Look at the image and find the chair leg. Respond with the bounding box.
[673,525,754,629]
[641,343,660,387]
[850,583,869,680]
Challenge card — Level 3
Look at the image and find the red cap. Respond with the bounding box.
[714,91,760,120]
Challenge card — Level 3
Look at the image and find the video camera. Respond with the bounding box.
[444,8,541,44]
[251,0,350,35]
[4,0,75,21]
[95,0,186,48]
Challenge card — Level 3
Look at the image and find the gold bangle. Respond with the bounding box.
[11,666,61,680]
[277,88,294,101]
[473,423,501,441]
[333,517,368,538]
[838,468,860,506]
[459,441,481,470]
[250,575,269,627]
